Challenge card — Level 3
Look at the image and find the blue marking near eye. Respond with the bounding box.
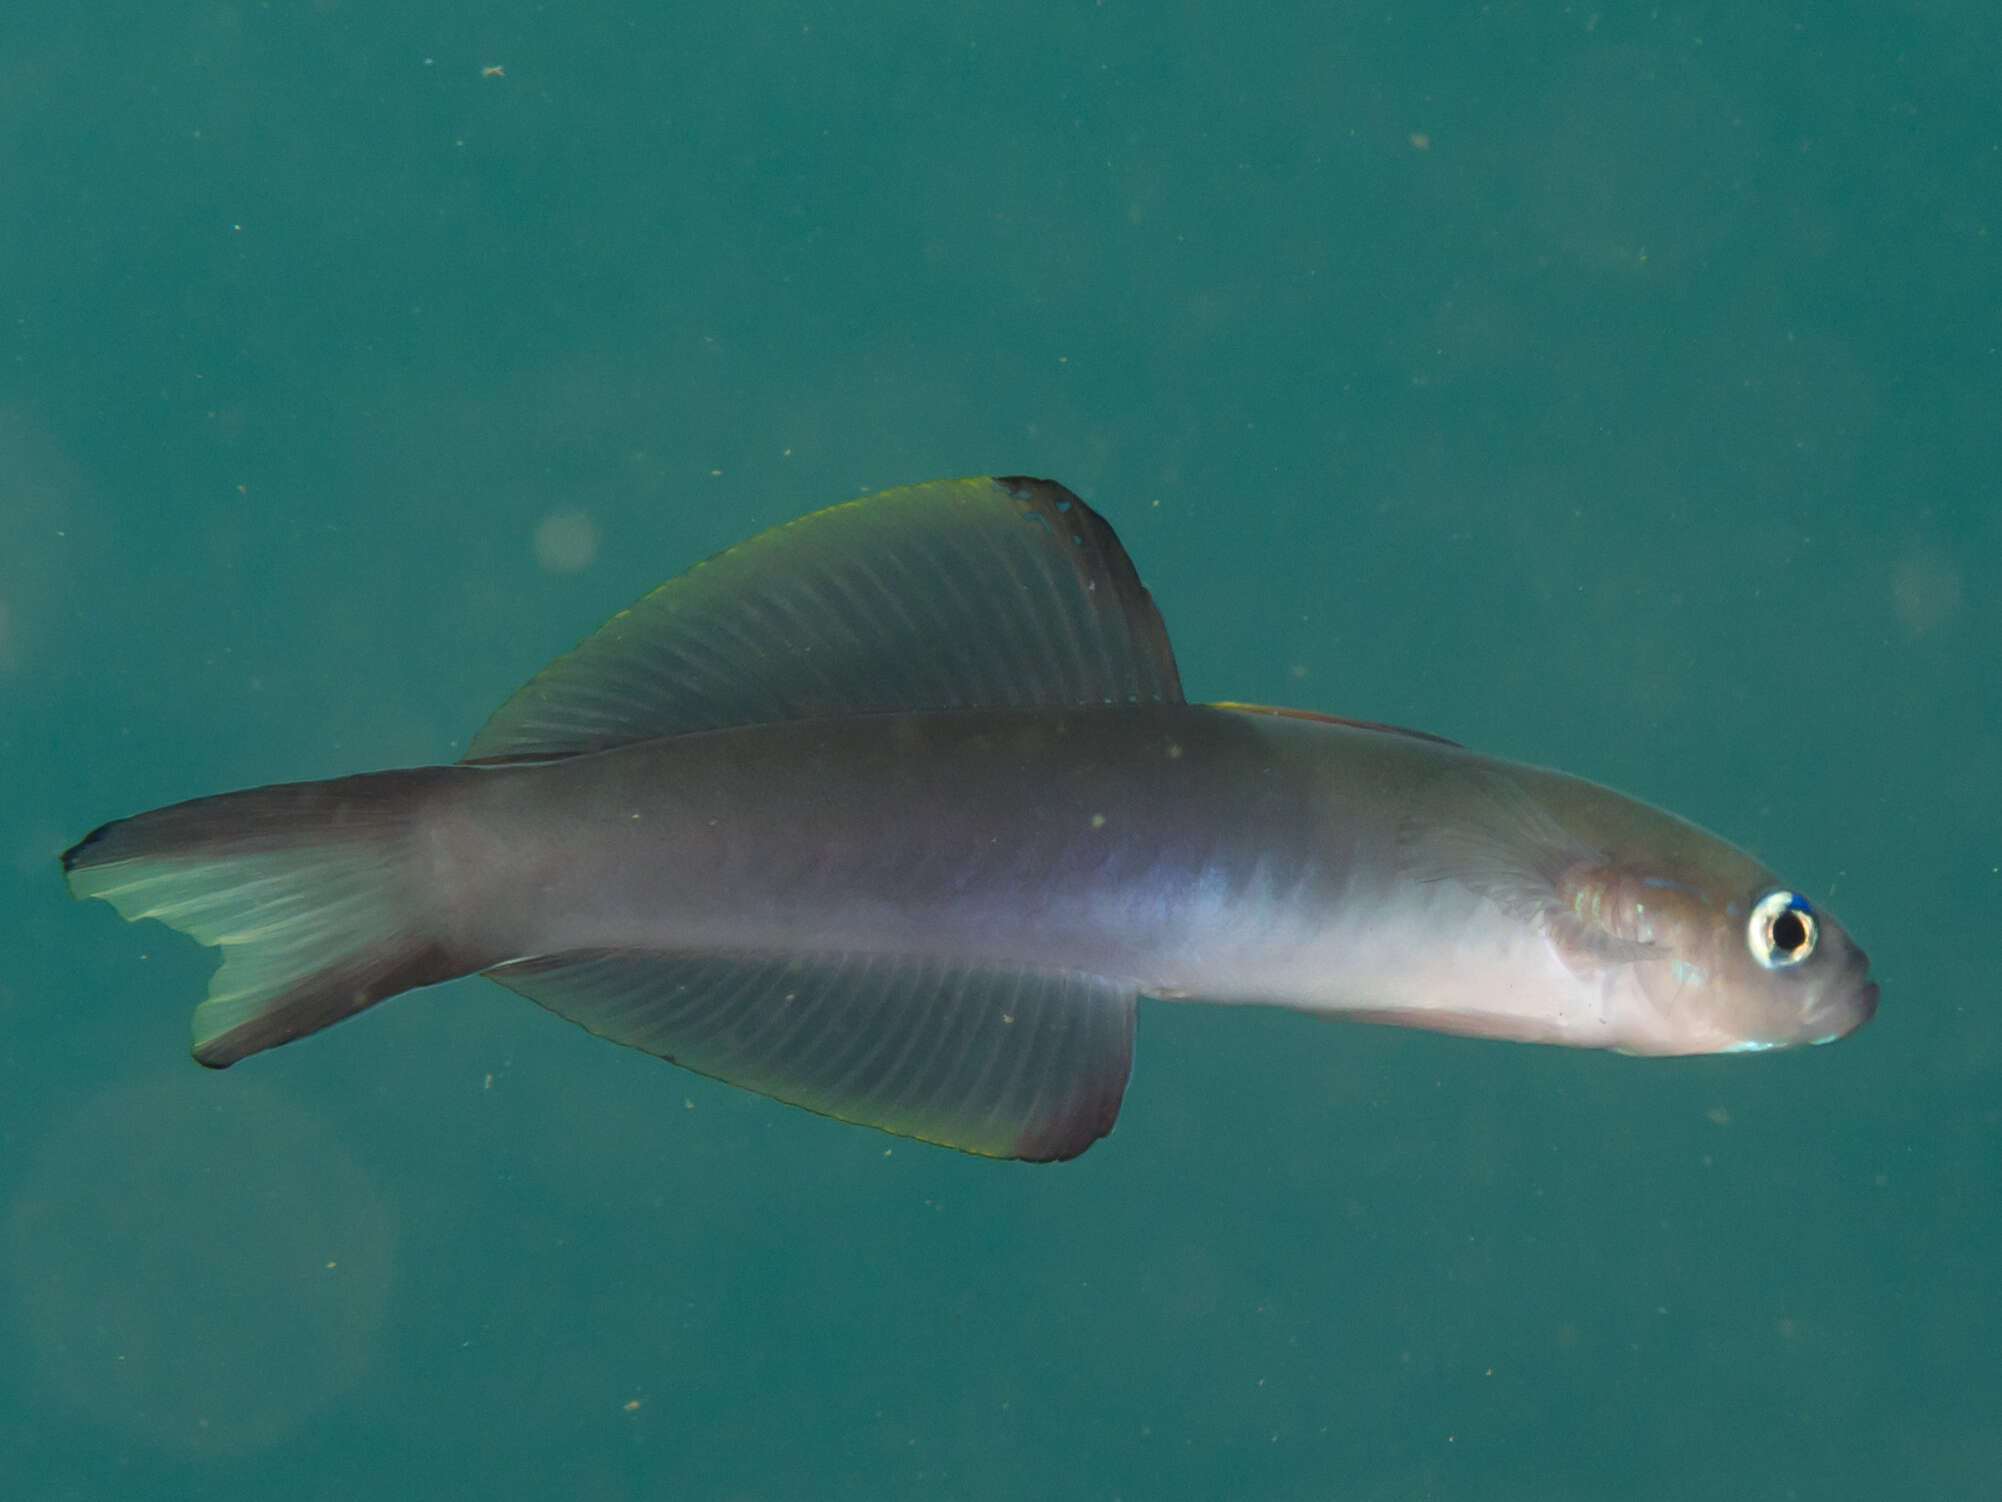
[1747,888,1819,970]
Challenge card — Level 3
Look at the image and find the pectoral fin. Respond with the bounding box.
[485,949,1137,1161]
[1398,766,1655,968]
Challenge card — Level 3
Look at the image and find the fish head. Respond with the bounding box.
[1403,761,1878,1056]
[1603,874,1878,1055]
[1537,814,1878,1056]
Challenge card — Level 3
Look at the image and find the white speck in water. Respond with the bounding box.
[1890,547,1962,637]
[534,511,601,574]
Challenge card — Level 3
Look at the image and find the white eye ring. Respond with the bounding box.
[1748,890,1818,970]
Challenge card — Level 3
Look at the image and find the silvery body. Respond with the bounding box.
[63,477,1876,1161]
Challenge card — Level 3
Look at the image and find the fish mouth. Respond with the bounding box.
[1809,975,1878,1045]
[1846,939,1881,1030]
[1852,978,1881,1028]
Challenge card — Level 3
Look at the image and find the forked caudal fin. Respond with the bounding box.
[62,769,466,1066]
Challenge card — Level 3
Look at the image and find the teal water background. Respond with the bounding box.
[4,3,1997,1497]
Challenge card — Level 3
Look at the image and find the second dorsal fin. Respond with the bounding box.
[464,476,1183,764]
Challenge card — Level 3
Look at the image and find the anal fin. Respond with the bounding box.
[484,949,1138,1162]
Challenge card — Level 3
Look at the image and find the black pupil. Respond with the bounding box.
[1771,910,1809,954]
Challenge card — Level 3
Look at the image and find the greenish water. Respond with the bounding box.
[4,3,1995,1497]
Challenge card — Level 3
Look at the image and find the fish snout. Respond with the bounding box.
[1807,947,1878,1045]
[1851,977,1881,1029]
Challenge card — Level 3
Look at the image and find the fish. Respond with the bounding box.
[61,476,1877,1161]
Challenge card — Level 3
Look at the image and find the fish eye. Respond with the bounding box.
[1747,890,1818,970]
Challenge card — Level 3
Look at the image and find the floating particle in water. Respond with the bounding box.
[0,406,87,679]
[1890,548,1962,638]
[534,510,601,574]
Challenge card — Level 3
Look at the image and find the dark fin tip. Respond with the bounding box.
[60,823,113,873]
[994,474,1049,499]
[193,940,458,1068]
[994,475,1079,510]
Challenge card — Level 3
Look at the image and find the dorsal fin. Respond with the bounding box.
[1210,702,1464,749]
[464,476,1183,764]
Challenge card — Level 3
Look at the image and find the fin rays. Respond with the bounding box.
[464,477,1182,763]
[486,949,1137,1161]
